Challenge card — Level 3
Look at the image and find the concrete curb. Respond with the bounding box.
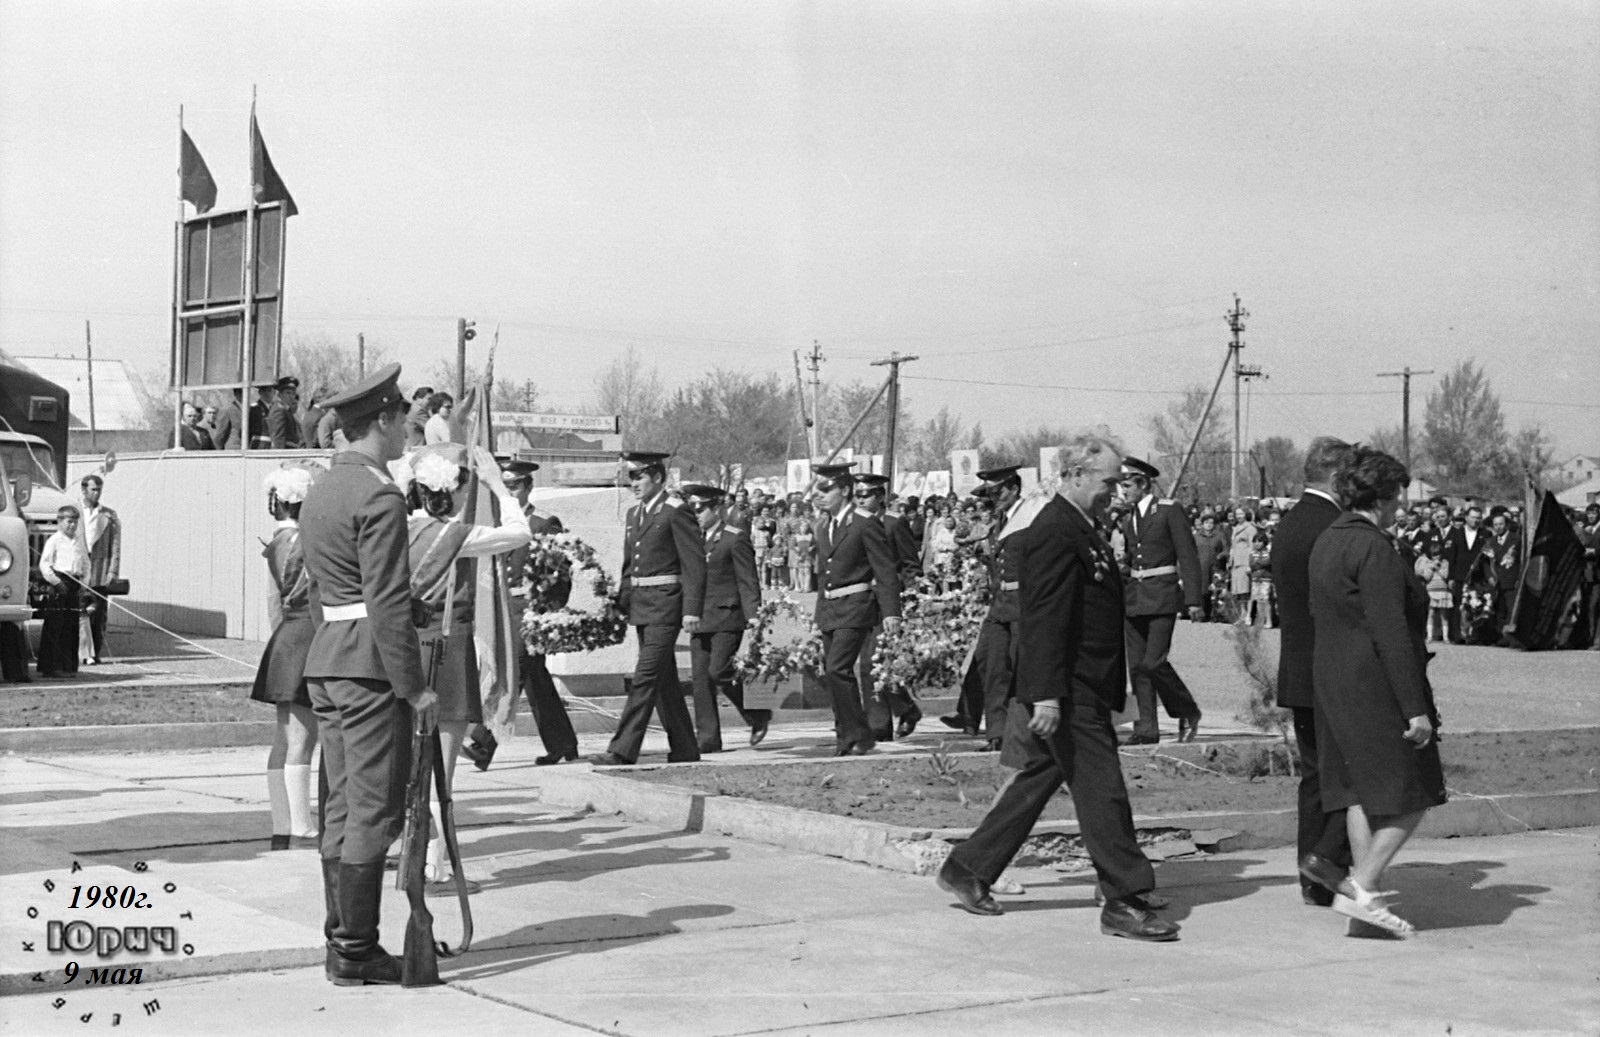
[527,767,1600,876]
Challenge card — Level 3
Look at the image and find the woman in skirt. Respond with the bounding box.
[403,442,530,892]
[250,467,320,850]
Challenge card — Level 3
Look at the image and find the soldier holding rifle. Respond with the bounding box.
[300,363,438,987]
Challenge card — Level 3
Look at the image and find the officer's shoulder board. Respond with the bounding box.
[853,507,875,519]
[663,498,683,509]
[724,525,745,535]
[1157,498,1176,507]
[363,465,394,487]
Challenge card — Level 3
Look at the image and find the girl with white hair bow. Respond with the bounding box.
[250,465,321,850]
[400,442,531,893]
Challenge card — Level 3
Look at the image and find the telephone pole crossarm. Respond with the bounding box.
[869,352,919,492]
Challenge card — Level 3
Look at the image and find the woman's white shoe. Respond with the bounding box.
[1332,878,1415,937]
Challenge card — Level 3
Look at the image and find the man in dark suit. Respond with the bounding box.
[811,462,901,756]
[175,402,214,450]
[1268,436,1354,907]
[1444,505,1488,644]
[249,384,275,450]
[299,362,438,987]
[212,390,244,450]
[855,474,921,739]
[937,435,1177,942]
[1484,508,1522,644]
[682,484,768,752]
[1117,457,1204,744]
[591,452,705,765]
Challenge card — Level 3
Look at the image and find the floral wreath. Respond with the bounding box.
[520,533,629,656]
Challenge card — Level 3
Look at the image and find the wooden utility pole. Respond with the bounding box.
[806,340,824,459]
[455,318,476,399]
[84,321,98,452]
[1377,366,1434,501]
[792,349,813,453]
[1226,295,1264,501]
[357,332,366,379]
[870,352,917,492]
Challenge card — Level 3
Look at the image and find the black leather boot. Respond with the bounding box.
[327,859,401,986]
[320,857,342,980]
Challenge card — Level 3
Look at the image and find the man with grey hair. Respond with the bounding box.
[1269,435,1355,906]
[937,433,1177,941]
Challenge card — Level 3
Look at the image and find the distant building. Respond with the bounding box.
[12,355,167,455]
[1558,454,1600,486]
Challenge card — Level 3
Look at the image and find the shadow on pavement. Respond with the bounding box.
[487,839,731,889]
[1388,858,1548,930]
[445,903,737,980]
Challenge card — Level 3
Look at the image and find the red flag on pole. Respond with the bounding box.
[180,130,217,214]
[250,113,298,217]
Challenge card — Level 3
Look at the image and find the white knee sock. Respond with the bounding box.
[424,801,447,880]
[266,768,289,836]
[283,764,317,838]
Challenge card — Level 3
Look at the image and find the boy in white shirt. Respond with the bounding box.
[38,505,86,677]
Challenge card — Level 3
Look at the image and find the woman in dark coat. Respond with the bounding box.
[250,466,319,850]
[1308,446,1445,937]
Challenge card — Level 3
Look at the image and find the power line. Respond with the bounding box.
[903,373,1400,398]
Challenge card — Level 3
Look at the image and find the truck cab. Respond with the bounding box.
[0,451,33,623]
[0,432,77,614]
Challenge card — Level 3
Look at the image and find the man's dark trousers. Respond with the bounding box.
[1291,706,1347,872]
[607,624,699,763]
[945,698,1154,898]
[310,677,411,865]
[821,627,874,749]
[1124,613,1200,738]
[690,628,769,752]
[521,650,577,759]
[858,627,917,737]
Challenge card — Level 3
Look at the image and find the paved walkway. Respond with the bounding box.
[2,733,1595,1036]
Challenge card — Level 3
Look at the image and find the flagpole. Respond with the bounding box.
[241,87,258,456]
[173,105,186,452]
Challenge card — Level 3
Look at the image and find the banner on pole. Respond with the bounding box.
[950,450,980,495]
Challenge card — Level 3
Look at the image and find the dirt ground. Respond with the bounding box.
[0,683,259,727]
[625,728,1600,830]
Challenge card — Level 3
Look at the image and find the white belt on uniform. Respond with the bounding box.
[1130,565,1178,580]
[999,580,1020,591]
[634,574,681,587]
[823,582,871,600]
[322,602,368,621]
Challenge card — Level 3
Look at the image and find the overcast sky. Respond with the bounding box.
[2,0,1596,463]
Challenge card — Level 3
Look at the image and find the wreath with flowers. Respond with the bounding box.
[520,533,630,656]
[734,595,822,685]
[1459,585,1497,645]
[869,551,992,700]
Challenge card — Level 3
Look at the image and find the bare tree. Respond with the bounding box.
[593,345,664,447]
[1511,424,1557,491]
[286,330,387,403]
[1248,436,1304,498]
[1143,385,1229,502]
[908,405,965,470]
[1364,425,1408,461]
[658,370,792,483]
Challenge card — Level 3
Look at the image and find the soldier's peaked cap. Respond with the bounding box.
[323,362,405,421]
[856,473,890,489]
[680,483,725,501]
[622,451,670,473]
[499,456,540,477]
[812,461,855,480]
[1120,456,1160,480]
[274,375,300,392]
[977,464,1022,484]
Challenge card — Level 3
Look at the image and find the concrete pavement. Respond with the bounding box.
[2,730,1597,1036]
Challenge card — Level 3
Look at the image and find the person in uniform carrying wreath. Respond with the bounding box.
[810,462,902,757]
[853,473,921,740]
[400,442,531,892]
[589,452,706,766]
[250,465,320,851]
[937,434,1178,942]
[1116,456,1205,744]
[299,362,439,987]
[682,484,770,752]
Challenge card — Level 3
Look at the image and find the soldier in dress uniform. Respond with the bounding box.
[936,435,1178,942]
[853,473,921,739]
[479,456,581,767]
[298,362,438,987]
[249,383,276,450]
[267,375,305,449]
[1116,457,1204,744]
[811,462,902,756]
[682,484,769,752]
[590,452,705,765]
[970,466,1030,750]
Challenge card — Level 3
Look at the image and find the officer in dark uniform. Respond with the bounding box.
[249,383,276,450]
[267,375,304,449]
[460,457,579,770]
[299,362,438,987]
[965,465,1029,750]
[938,436,1176,940]
[853,473,921,739]
[812,462,902,756]
[1117,457,1204,744]
[590,452,705,765]
[682,484,769,752]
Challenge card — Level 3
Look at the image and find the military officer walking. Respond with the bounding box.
[1117,457,1204,744]
[969,465,1030,749]
[299,362,438,986]
[854,473,921,739]
[937,435,1177,942]
[591,452,705,765]
[682,484,770,752]
[811,463,901,756]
